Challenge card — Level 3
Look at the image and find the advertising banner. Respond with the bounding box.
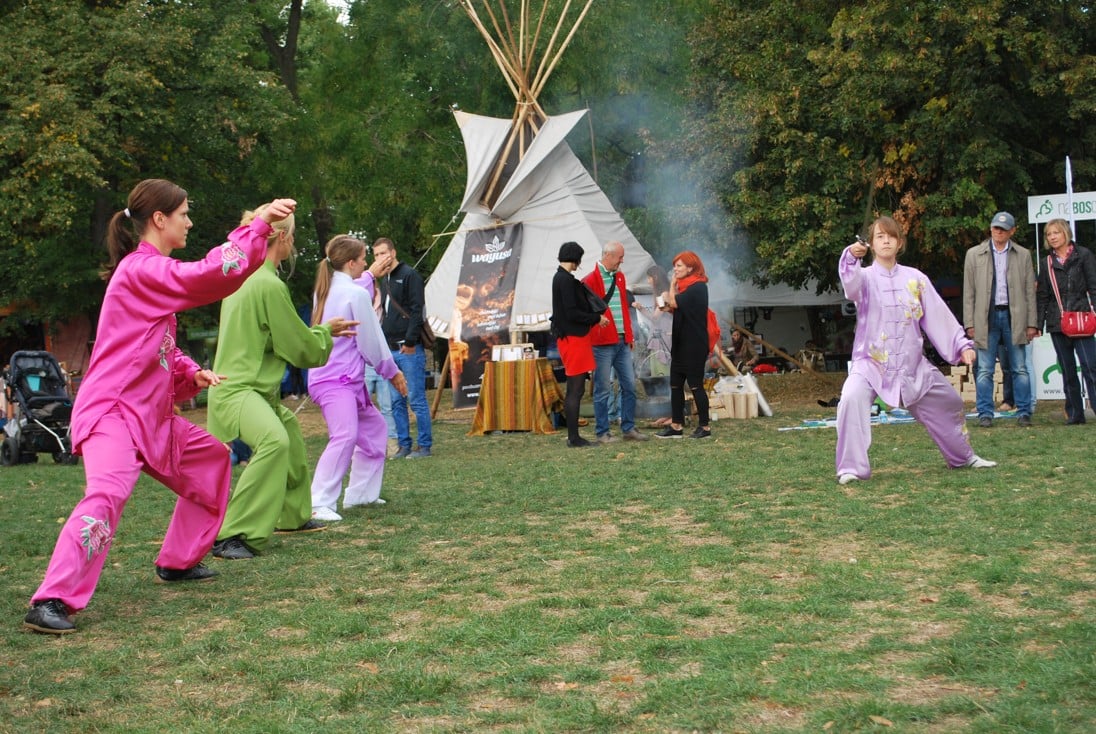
[1032,334,1088,401]
[449,223,522,408]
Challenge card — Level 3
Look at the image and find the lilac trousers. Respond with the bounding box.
[310,381,388,512]
[31,408,231,611]
[836,371,974,480]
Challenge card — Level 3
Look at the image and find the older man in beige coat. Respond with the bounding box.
[962,211,1038,428]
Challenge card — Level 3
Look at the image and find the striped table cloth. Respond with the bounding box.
[468,358,564,435]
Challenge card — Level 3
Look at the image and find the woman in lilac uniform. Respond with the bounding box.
[23,178,295,634]
[309,235,406,521]
[836,216,996,485]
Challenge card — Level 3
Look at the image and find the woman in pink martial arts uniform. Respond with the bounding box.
[23,178,295,634]
[309,235,406,520]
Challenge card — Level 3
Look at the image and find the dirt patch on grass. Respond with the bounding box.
[888,674,997,706]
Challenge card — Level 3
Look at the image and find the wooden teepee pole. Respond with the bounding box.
[532,0,594,99]
[461,3,522,102]
[459,1,592,205]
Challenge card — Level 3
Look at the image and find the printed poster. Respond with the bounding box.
[449,223,522,408]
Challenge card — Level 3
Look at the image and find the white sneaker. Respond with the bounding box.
[312,507,343,522]
[964,455,997,469]
[344,498,386,509]
[838,474,858,485]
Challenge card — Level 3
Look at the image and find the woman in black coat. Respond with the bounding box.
[655,250,711,439]
[1035,218,1096,424]
[551,242,607,447]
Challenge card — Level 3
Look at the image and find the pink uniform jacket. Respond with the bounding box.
[70,220,272,476]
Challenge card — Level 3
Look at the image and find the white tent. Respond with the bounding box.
[425,1,655,337]
[425,108,655,336]
[710,278,846,309]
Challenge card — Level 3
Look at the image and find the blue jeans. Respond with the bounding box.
[389,345,432,450]
[592,341,637,435]
[365,364,396,439]
[1049,331,1096,423]
[976,308,1031,418]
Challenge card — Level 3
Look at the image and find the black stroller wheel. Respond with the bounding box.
[0,437,18,466]
[53,451,79,465]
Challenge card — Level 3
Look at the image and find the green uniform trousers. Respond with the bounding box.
[214,390,311,550]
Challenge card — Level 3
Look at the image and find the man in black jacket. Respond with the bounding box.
[374,237,432,458]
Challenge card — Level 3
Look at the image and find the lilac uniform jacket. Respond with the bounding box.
[307,271,399,391]
[840,245,972,407]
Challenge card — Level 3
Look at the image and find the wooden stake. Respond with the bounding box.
[728,321,815,373]
[431,350,451,420]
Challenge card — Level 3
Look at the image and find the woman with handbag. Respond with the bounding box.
[550,242,608,447]
[1035,218,1096,424]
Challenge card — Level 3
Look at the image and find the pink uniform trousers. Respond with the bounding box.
[31,408,231,612]
[836,371,974,481]
[310,381,388,512]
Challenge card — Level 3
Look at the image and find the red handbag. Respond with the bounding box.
[1047,256,1096,338]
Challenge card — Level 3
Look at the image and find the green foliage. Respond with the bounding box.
[6,0,1095,335]
[0,0,292,330]
[680,0,1096,288]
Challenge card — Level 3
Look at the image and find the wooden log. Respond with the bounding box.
[728,321,815,373]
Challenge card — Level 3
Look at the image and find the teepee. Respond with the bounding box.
[425,1,656,348]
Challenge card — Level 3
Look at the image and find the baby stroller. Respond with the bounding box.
[1,350,78,465]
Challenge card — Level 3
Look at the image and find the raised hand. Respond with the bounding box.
[260,199,297,224]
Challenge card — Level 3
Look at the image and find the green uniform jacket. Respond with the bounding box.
[208,260,334,440]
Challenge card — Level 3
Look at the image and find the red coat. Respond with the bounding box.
[581,265,634,346]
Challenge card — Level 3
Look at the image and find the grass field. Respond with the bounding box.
[1,385,1093,733]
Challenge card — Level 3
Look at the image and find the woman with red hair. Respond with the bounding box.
[655,251,711,438]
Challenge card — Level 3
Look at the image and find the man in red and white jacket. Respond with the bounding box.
[582,241,650,443]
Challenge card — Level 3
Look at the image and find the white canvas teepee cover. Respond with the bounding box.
[425,109,655,337]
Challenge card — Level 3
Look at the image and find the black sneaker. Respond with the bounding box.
[24,599,76,634]
[155,562,219,582]
[211,536,255,560]
[689,427,711,439]
[567,437,592,447]
[274,519,326,534]
[654,427,684,439]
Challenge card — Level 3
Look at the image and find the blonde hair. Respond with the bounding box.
[1045,218,1073,243]
[312,235,366,326]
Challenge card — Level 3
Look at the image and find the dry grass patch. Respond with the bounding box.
[887,674,997,706]
[737,697,810,730]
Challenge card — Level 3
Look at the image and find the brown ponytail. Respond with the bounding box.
[102,179,187,282]
[312,235,366,326]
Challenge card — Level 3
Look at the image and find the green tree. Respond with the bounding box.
[300,0,710,277]
[680,0,1096,289]
[0,0,293,332]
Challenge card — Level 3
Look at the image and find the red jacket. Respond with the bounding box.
[581,265,634,346]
